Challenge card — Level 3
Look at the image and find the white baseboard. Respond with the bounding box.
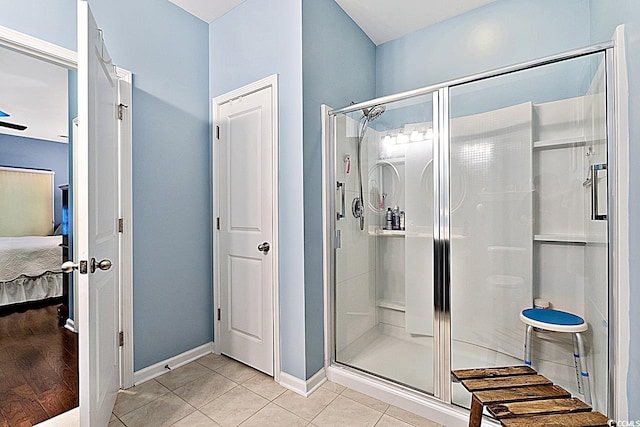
[133,342,214,386]
[279,367,326,397]
[64,318,77,333]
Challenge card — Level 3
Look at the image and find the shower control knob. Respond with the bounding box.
[257,242,270,255]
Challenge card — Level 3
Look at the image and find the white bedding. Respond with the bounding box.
[0,236,63,282]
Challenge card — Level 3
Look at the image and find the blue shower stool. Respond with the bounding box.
[520,308,592,405]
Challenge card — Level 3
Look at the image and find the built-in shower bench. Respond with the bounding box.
[451,366,613,427]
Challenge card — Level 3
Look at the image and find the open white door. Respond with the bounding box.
[76,2,120,425]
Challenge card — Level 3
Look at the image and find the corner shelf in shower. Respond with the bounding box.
[376,157,405,165]
[376,299,405,312]
[534,234,587,244]
[533,135,605,150]
[368,228,405,237]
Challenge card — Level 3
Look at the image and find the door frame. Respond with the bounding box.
[212,74,281,382]
[0,25,135,389]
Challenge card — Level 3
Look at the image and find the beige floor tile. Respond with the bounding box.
[108,414,125,427]
[197,353,233,371]
[155,362,214,390]
[312,395,383,427]
[242,373,286,400]
[384,406,441,427]
[239,402,307,427]
[174,371,237,408]
[342,388,389,412]
[113,379,171,416]
[120,393,195,427]
[200,386,268,427]
[375,414,413,427]
[214,359,260,383]
[320,381,346,394]
[171,411,221,427]
[273,388,338,421]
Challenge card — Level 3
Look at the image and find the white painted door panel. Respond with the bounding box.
[77,2,120,425]
[219,86,274,375]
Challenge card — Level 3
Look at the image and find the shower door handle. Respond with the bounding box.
[590,163,607,221]
[337,181,346,220]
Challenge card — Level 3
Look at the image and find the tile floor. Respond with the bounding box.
[108,354,442,427]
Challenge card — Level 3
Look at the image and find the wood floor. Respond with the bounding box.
[0,302,78,426]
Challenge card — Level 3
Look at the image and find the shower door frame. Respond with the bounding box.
[323,39,627,421]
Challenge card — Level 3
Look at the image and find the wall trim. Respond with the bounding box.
[132,342,214,386]
[116,68,135,390]
[0,25,76,69]
[279,368,326,397]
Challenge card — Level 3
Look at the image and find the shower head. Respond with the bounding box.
[362,104,386,121]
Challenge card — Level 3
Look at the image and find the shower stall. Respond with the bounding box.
[324,44,617,422]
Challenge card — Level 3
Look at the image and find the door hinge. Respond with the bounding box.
[217,308,221,321]
[216,125,220,140]
[118,103,129,120]
[334,230,342,249]
[119,331,124,347]
[216,217,220,230]
[118,218,124,233]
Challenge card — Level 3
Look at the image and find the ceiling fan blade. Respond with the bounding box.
[0,120,27,131]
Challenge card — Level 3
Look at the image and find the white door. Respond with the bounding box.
[218,84,275,375]
[77,2,120,425]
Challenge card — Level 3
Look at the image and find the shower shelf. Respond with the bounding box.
[533,135,604,150]
[534,234,587,244]
[376,157,405,165]
[376,299,405,312]
[368,228,405,237]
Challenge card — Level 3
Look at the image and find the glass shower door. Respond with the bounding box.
[333,93,437,394]
[448,52,609,413]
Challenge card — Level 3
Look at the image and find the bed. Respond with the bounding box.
[0,236,63,307]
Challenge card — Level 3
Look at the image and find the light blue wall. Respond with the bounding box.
[0,0,211,371]
[209,0,306,379]
[0,134,68,227]
[376,0,591,97]
[0,0,76,51]
[87,0,211,370]
[301,0,376,379]
[589,0,640,414]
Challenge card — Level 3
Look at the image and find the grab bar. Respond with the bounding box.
[591,163,607,220]
[337,181,346,220]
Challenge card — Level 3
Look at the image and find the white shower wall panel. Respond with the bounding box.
[450,102,534,362]
[534,242,586,316]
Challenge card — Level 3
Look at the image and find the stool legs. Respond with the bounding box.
[575,332,592,405]
[572,334,583,394]
[524,324,533,367]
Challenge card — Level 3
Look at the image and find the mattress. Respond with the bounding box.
[0,236,63,282]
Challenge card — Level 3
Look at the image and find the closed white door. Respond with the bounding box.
[76,2,120,425]
[217,84,275,375]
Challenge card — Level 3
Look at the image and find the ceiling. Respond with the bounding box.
[168,0,497,45]
[335,0,498,45]
[167,0,246,23]
[0,45,68,143]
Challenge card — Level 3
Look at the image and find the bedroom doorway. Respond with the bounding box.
[0,41,78,425]
[0,22,134,426]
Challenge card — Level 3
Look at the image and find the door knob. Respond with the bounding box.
[62,260,88,274]
[257,242,270,255]
[90,258,112,273]
[61,261,79,273]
